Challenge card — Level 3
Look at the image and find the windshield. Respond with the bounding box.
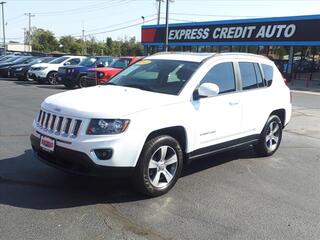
[49,56,69,64]
[109,58,130,69]
[108,59,200,95]
[41,57,55,63]
[80,57,96,67]
[22,57,36,64]
[12,57,32,64]
[5,56,21,62]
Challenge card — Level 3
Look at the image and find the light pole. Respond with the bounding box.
[25,13,35,52]
[165,0,169,52]
[0,2,6,55]
[156,0,162,25]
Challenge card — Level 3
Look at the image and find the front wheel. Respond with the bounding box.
[255,115,283,157]
[47,71,58,85]
[133,135,183,197]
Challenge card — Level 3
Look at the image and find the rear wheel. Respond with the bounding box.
[78,75,88,88]
[47,71,58,85]
[133,135,183,197]
[255,115,283,157]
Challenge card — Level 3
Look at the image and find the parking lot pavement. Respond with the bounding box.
[0,79,319,240]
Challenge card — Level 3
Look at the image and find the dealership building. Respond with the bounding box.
[141,14,320,82]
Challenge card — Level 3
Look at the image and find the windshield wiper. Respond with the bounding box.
[104,82,117,86]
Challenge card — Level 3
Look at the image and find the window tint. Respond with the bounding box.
[262,64,274,87]
[254,63,264,87]
[69,58,81,65]
[239,62,259,90]
[200,62,236,94]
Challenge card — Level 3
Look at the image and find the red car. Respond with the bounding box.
[84,56,142,86]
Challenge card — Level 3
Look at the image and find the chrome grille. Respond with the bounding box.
[36,110,82,138]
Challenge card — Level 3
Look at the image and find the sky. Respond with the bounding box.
[3,0,320,43]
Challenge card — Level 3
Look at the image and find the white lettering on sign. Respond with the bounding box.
[255,24,296,38]
[168,28,210,40]
[169,24,297,41]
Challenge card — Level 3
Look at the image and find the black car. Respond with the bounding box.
[0,56,35,77]
[9,57,55,80]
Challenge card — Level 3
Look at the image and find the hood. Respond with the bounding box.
[10,63,29,69]
[0,62,13,68]
[32,63,60,68]
[42,85,180,119]
[62,65,89,71]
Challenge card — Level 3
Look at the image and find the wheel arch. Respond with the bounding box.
[145,126,188,155]
[270,109,286,127]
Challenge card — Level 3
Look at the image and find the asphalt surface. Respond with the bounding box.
[0,79,319,240]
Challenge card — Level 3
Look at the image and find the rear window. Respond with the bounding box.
[261,64,274,87]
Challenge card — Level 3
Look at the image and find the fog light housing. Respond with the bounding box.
[94,149,113,160]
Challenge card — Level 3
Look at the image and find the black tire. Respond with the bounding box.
[255,115,283,157]
[78,75,87,88]
[47,71,58,85]
[133,135,183,197]
[64,83,76,89]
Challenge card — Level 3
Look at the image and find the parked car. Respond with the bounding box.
[0,55,21,63]
[30,52,292,196]
[56,56,114,88]
[28,55,86,85]
[0,56,35,77]
[9,57,56,80]
[84,57,142,87]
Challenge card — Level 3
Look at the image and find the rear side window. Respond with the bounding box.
[261,64,274,87]
[254,63,264,87]
[69,58,81,65]
[239,62,266,90]
[200,62,236,94]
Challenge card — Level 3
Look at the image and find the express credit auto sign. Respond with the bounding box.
[142,15,320,46]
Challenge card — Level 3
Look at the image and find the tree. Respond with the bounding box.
[32,28,59,53]
[59,35,82,54]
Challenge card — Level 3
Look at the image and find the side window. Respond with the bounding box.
[239,62,259,90]
[69,58,81,65]
[200,62,236,94]
[254,63,264,87]
[262,64,274,87]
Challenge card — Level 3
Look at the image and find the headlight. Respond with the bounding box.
[98,72,104,78]
[38,67,47,70]
[15,67,23,71]
[86,119,130,135]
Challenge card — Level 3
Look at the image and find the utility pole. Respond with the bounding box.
[165,0,169,52]
[25,12,35,52]
[82,29,86,55]
[0,2,6,55]
[156,0,162,25]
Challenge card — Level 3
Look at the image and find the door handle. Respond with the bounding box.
[229,101,239,106]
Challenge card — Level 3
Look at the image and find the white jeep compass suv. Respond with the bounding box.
[30,52,291,196]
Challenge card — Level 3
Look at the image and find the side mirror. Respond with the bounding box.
[198,83,219,98]
[96,63,105,68]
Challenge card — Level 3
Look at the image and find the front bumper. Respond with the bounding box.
[56,73,77,85]
[30,134,134,177]
[28,70,47,81]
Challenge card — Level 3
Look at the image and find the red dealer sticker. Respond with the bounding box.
[40,136,55,152]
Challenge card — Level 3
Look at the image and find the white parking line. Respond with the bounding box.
[290,90,320,96]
